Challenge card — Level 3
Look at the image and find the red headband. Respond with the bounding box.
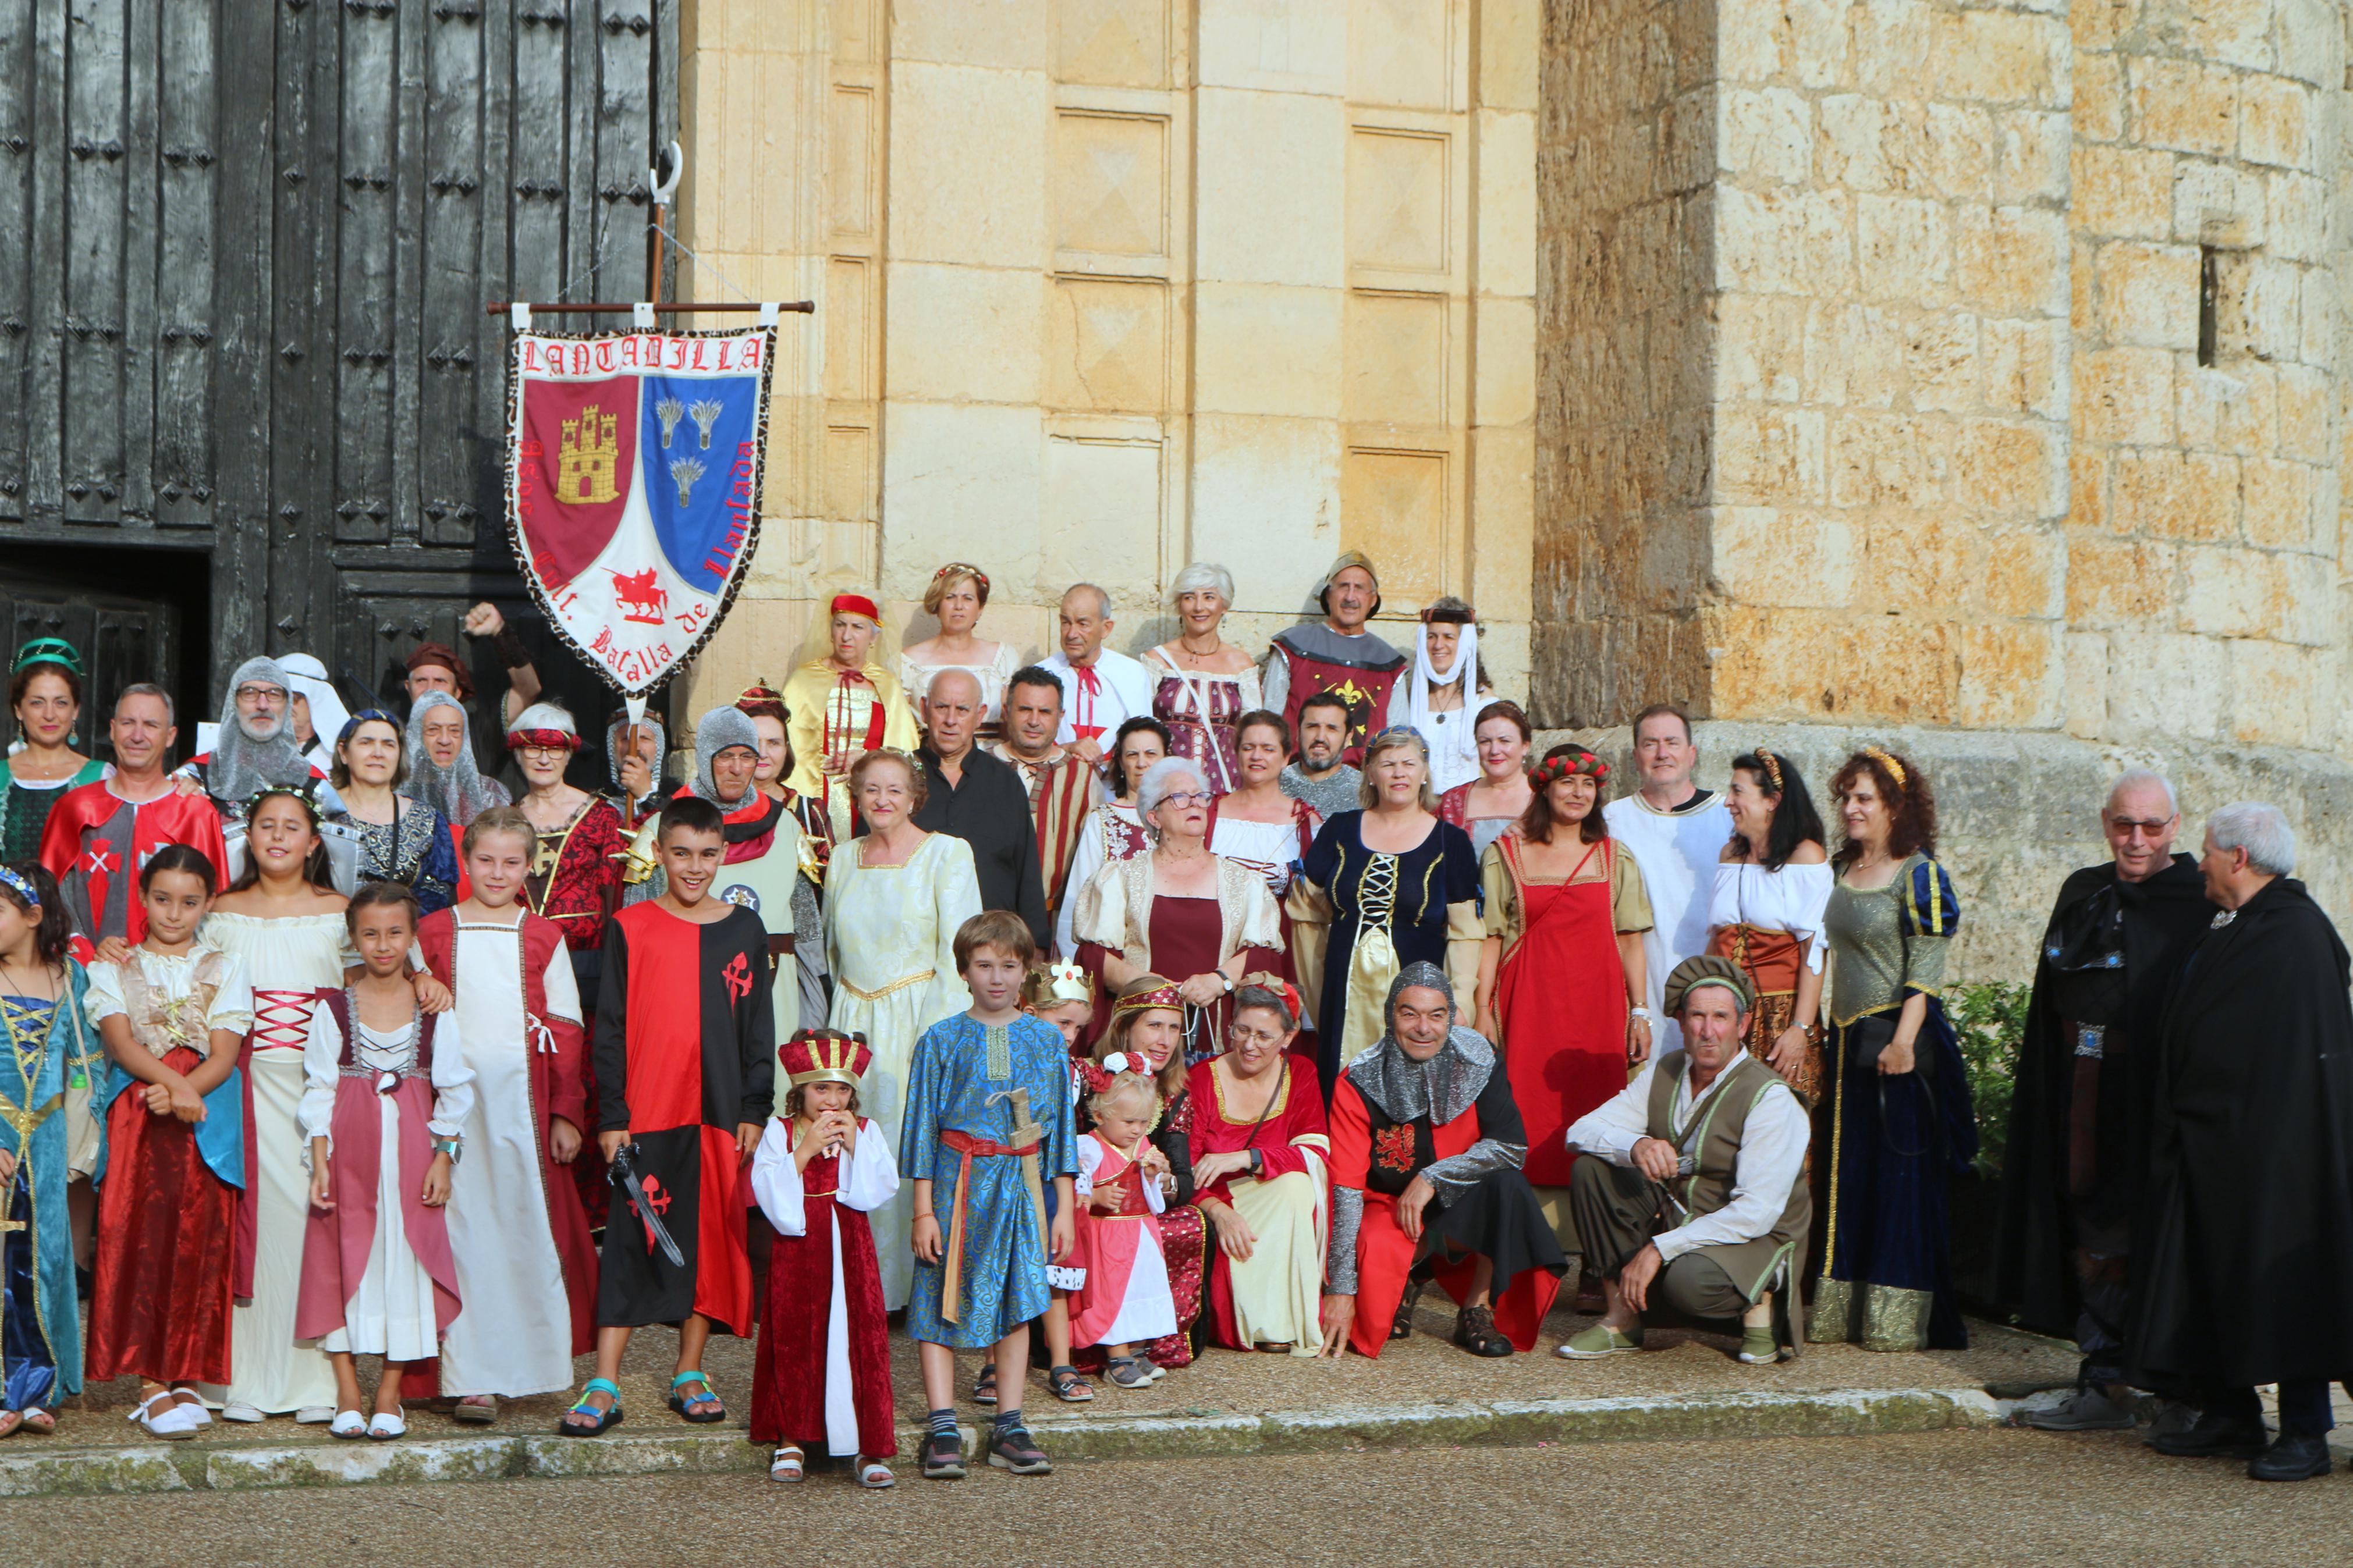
[829,593,881,623]
[506,727,581,752]
[1529,749,1607,787]
[1111,982,1184,1018]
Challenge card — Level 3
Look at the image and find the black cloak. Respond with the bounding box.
[2127,876,2353,1391]
[1992,855,2209,1334]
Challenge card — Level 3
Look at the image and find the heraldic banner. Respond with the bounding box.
[504,324,777,700]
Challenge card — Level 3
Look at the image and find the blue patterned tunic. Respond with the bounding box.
[1,968,95,1410]
[901,1012,1076,1349]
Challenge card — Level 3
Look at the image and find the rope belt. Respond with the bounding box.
[936,1127,1039,1324]
[837,969,934,1003]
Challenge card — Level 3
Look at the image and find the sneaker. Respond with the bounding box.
[219,1401,266,1424]
[987,1424,1053,1476]
[2021,1386,2135,1432]
[1737,1325,1786,1365]
[1554,1323,1644,1360]
[2150,1411,2267,1460]
[920,1429,967,1481]
[2248,1432,2334,1482]
[294,1406,336,1425]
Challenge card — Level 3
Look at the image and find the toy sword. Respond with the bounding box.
[608,1142,685,1266]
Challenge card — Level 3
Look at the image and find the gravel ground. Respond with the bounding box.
[55,1297,2077,1449]
[13,1428,2351,1567]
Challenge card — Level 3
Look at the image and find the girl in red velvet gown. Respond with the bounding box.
[748,1030,900,1487]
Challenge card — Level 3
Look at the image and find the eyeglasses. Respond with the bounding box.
[2107,818,2173,837]
[236,684,286,701]
[517,745,569,760]
[1158,791,1213,809]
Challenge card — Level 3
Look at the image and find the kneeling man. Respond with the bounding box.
[1556,956,1811,1364]
[1320,963,1566,1360]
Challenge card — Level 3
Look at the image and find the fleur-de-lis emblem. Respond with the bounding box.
[655,396,684,449]
[669,455,705,507]
[688,398,723,450]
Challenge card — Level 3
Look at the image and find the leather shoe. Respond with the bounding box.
[2248,1432,2334,1482]
[2150,1413,2267,1460]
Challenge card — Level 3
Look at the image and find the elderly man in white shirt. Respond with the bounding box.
[1553,955,1811,1365]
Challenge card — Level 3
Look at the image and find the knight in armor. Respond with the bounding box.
[1260,553,1406,767]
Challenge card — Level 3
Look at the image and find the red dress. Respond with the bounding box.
[748,1121,896,1459]
[1187,1054,1329,1351]
[1491,834,1630,1187]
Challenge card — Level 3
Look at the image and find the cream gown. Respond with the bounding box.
[822,831,981,1309]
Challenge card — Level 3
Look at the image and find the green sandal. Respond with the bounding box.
[668,1371,726,1423]
[559,1378,624,1437]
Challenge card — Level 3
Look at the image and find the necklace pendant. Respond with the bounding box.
[2210,908,2237,930]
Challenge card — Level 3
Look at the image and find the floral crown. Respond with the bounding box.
[1528,748,1607,787]
[241,778,325,826]
[932,561,990,592]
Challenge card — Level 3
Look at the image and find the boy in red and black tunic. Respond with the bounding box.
[561,795,775,1435]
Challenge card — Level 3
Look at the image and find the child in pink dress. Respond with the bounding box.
[1067,1070,1176,1389]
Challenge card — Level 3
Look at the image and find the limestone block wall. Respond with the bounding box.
[666,0,1542,719]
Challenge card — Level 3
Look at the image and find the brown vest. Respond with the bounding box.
[1644,1051,1812,1302]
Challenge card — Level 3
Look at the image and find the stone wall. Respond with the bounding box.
[667,0,1542,716]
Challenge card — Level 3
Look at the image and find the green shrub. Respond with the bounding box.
[1946,980,2030,1176]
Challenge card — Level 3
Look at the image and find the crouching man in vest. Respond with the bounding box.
[1555,955,1812,1365]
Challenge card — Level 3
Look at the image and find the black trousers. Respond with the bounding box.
[1568,1157,1750,1322]
[2209,1381,2347,1437]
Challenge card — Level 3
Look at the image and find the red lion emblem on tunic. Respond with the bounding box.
[1373,1123,1417,1174]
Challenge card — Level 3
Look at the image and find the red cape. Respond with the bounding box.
[38,779,229,953]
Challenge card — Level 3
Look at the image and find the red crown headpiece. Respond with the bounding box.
[779,1028,872,1088]
[1110,980,1184,1018]
[829,593,881,624]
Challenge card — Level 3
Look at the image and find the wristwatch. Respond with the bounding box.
[1248,1148,1264,1175]
[432,1136,463,1166]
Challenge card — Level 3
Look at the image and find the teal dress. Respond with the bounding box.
[2,965,96,1410]
[901,1013,1077,1349]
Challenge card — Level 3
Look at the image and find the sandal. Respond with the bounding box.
[452,1394,497,1424]
[854,1455,895,1489]
[367,1411,407,1441]
[559,1378,624,1437]
[769,1444,805,1482]
[329,1410,368,1440]
[1105,1354,1154,1389]
[1390,1280,1424,1341]
[666,1370,725,1424]
[1451,1303,1514,1358]
[0,1411,19,1441]
[130,1391,203,1441]
[1256,1341,1296,1354]
[168,1388,213,1427]
[970,1361,997,1406]
[1047,1365,1095,1403]
[17,1406,55,1436]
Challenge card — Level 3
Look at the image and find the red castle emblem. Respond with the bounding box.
[609,567,668,626]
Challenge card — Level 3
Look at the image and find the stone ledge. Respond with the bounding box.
[0,1387,2002,1497]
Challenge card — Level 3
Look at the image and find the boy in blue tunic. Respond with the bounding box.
[903,909,1076,1480]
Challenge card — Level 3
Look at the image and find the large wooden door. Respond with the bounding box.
[0,0,676,742]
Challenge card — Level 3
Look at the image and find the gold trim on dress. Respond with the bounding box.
[838,968,936,1002]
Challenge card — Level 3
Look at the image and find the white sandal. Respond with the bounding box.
[367,1411,407,1441]
[854,1456,895,1489]
[168,1388,214,1427]
[328,1410,368,1439]
[768,1445,805,1482]
[129,1391,203,1441]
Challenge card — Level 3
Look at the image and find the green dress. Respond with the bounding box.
[0,758,107,865]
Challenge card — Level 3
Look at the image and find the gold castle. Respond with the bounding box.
[556,404,620,505]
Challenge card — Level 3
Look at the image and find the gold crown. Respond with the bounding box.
[556,404,620,504]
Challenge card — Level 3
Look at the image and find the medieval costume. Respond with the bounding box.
[1189,1051,1330,1355]
[1278,762,1362,823]
[1293,812,1481,1094]
[1147,650,1260,797]
[1053,799,1150,959]
[1809,854,1976,1352]
[1043,647,1154,755]
[901,1012,1078,1350]
[1326,964,1565,1358]
[519,792,626,1002]
[592,901,775,1336]
[330,790,458,916]
[0,958,96,1416]
[1437,781,1515,863]
[417,906,598,1395]
[1260,555,1406,766]
[1071,1047,1202,1373]
[1482,827,1653,1187]
[1708,855,1834,1103]
[279,653,352,776]
[1399,618,1482,795]
[84,945,250,1390]
[2127,875,2353,1438]
[781,596,920,845]
[1603,785,1733,1057]
[900,641,1021,729]
[748,1032,900,1463]
[40,777,229,949]
[991,741,1099,950]
[1068,1126,1177,1350]
[1070,851,1283,1064]
[294,990,473,1363]
[1,758,107,866]
[404,692,511,828]
[914,745,1049,951]
[1993,851,2207,1387]
[822,830,979,1310]
[201,908,350,1416]
[191,656,335,817]
[1564,957,1812,1359]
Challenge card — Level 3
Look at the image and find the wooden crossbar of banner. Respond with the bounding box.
[484,300,815,317]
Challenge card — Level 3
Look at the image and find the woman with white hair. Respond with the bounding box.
[1147,563,1261,795]
[1070,755,1282,1062]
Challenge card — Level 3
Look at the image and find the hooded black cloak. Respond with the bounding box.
[1992,854,2209,1335]
[2127,876,2353,1391]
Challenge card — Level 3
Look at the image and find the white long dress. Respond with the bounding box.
[748,1114,899,1456]
[1602,791,1736,1055]
[822,831,982,1309]
[299,1007,475,1361]
[900,642,1021,724]
[198,911,350,1416]
[436,918,581,1397]
[1052,801,1147,958]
